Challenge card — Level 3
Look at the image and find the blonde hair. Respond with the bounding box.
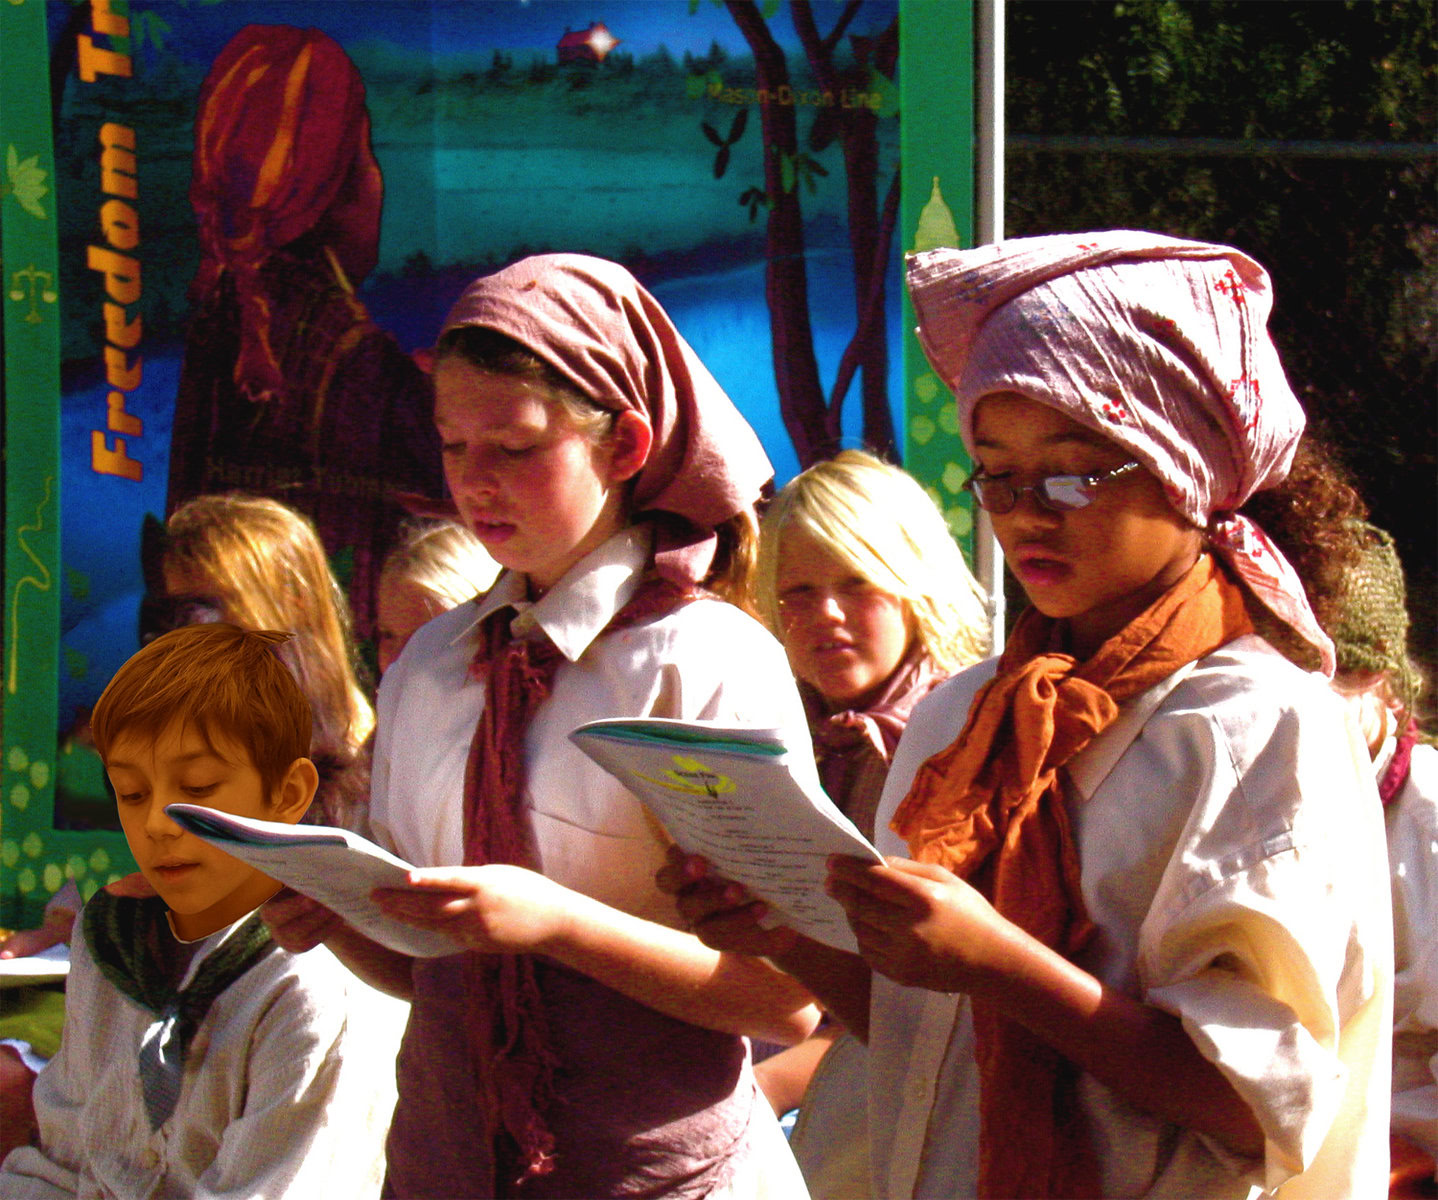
[381,519,500,610]
[92,624,311,802]
[755,450,990,671]
[162,495,375,758]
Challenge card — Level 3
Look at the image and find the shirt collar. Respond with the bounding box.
[165,910,246,988]
[453,524,651,663]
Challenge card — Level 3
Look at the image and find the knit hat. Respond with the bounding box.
[1331,522,1422,717]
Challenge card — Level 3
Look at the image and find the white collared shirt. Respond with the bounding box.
[867,635,1393,1199]
[371,525,812,928]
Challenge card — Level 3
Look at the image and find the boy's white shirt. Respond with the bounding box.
[1384,737,1438,1169]
[0,907,399,1199]
[867,634,1393,1199]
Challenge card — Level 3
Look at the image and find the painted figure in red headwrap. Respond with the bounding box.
[167,25,444,646]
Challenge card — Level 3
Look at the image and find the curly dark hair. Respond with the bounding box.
[1238,435,1370,665]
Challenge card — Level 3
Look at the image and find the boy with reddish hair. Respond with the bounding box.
[0,624,391,1198]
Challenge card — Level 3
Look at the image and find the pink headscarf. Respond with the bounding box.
[907,230,1335,675]
[441,253,773,587]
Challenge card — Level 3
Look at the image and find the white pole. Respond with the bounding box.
[974,0,1006,652]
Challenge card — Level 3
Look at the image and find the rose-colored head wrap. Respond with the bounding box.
[440,253,773,587]
[190,25,383,404]
[907,230,1334,674]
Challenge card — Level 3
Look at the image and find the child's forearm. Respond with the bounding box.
[542,893,821,1045]
[969,921,1265,1157]
[831,856,1262,1154]
[768,936,872,1042]
[753,1025,841,1115]
[657,847,872,1038]
[374,865,819,1039]
[323,923,415,1000]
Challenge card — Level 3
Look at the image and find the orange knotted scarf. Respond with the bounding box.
[890,554,1253,1198]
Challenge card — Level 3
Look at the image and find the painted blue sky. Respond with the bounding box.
[78,1,896,66]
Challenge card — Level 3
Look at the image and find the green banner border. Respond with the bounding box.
[2,0,134,926]
[899,0,975,547]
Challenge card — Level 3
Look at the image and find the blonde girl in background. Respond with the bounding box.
[751,449,989,1197]
[376,519,499,674]
[151,493,375,833]
[754,449,989,841]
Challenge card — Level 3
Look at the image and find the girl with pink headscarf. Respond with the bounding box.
[671,231,1392,1198]
[266,254,818,1198]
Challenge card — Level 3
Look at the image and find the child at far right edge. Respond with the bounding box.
[668,231,1394,1198]
[1322,522,1437,1195]
[1230,446,1437,1196]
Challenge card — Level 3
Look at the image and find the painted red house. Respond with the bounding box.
[557,22,619,65]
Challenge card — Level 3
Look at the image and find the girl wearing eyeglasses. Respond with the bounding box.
[666,232,1391,1198]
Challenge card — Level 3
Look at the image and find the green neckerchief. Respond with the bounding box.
[82,890,277,1129]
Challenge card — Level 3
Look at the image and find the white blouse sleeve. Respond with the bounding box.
[1135,669,1391,1192]
[193,957,388,1200]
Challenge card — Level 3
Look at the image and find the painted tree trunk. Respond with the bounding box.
[727,0,829,467]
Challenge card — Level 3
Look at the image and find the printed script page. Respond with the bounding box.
[165,804,457,957]
[569,719,882,952]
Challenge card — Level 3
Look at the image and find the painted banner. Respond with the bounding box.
[1,0,972,924]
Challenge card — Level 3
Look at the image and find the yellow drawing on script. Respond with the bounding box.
[636,754,736,799]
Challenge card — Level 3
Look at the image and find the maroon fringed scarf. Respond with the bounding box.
[804,651,948,838]
[806,651,947,784]
[462,575,692,1187]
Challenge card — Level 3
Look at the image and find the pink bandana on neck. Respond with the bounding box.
[907,230,1335,675]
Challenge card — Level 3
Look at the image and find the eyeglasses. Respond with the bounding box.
[962,461,1142,514]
